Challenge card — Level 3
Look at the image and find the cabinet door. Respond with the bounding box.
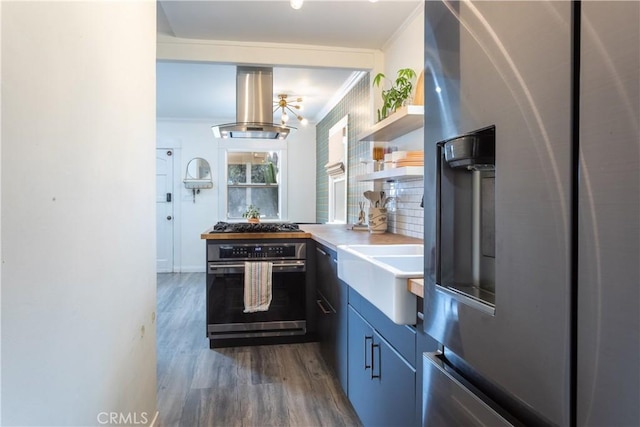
[335,279,348,392]
[317,244,349,392]
[348,306,375,426]
[371,329,417,427]
[316,245,335,364]
[316,290,335,358]
[316,245,336,302]
[349,306,418,427]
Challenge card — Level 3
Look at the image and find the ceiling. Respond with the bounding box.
[156,0,422,123]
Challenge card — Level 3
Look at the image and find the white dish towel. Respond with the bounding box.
[243,261,273,313]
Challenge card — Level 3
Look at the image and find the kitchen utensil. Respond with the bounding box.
[382,197,395,208]
[358,202,366,225]
[364,191,377,207]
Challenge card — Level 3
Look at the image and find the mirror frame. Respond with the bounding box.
[184,157,213,189]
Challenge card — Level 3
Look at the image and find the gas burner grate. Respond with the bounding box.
[212,221,303,233]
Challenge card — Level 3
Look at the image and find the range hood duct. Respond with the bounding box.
[212,66,295,140]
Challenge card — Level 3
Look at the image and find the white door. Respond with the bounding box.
[156,149,174,272]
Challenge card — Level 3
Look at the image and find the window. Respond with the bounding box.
[326,116,348,223]
[225,150,282,220]
[329,175,346,223]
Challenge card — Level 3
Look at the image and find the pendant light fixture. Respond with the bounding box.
[290,0,303,10]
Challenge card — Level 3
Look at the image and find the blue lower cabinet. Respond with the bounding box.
[348,306,374,424]
[348,306,417,427]
[316,244,349,394]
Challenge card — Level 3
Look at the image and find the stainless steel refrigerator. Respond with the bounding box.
[421,1,639,426]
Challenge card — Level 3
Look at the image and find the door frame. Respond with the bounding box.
[156,147,181,272]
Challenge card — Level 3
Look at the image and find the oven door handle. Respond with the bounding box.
[208,261,305,272]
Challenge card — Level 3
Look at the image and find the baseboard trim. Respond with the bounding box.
[175,266,206,273]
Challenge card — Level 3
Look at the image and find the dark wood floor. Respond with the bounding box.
[157,272,362,427]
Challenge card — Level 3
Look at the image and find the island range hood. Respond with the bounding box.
[212,66,295,140]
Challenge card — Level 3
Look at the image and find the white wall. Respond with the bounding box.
[380,3,425,152]
[383,3,424,83]
[1,2,157,425]
[284,125,317,221]
[157,120,217,273]
[0,1,3,423]
[157,119,316,272]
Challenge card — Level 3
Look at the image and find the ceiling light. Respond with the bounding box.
[274,94,307,126]
[290,0,303,10]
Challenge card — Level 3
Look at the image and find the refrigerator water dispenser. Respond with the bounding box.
[437,126,496,311]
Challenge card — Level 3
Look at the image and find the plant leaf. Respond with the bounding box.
[372,72,386,88]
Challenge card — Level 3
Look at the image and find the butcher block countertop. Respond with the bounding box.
[408,278,424,298]
[201,223,422,251]
[200,228,313,240]
[298,224,422,251]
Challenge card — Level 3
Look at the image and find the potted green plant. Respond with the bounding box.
[372,68,417,122]
[242,204,261,223]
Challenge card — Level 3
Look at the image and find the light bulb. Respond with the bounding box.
[299,116,308,125]
[290,0,303,10]
[281,112,289,122]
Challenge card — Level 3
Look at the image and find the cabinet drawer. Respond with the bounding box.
[316,244,338,304]
[349,287,417,366]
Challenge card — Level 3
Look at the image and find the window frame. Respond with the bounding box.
[327,115,348,224]
[218,140,288,222]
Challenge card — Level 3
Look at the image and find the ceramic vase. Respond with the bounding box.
[368,207,387,234]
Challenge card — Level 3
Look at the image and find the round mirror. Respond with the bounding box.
[186,157,211,180]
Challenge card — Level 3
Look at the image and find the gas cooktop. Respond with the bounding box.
[211,221,304,233]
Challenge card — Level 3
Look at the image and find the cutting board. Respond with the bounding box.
[413,70,425,106]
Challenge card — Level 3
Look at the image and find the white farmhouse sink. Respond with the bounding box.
[371,255,424,273]
[337,245,423,325]
[340,244,424,257]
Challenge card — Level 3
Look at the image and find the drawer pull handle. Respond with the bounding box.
[316,299,331,315]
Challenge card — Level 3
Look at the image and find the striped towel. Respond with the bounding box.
[243,261,273,313]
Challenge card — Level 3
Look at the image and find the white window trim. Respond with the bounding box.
[217,139,288,221]
[328,175,347,224]
[327,115,348,224]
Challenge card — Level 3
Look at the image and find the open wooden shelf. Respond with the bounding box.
[356,166,424,182]
[358,105,424,142]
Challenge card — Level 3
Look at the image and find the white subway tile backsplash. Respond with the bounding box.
[316,75,424,239]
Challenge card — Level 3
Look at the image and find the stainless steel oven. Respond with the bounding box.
[206,240,308,347]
